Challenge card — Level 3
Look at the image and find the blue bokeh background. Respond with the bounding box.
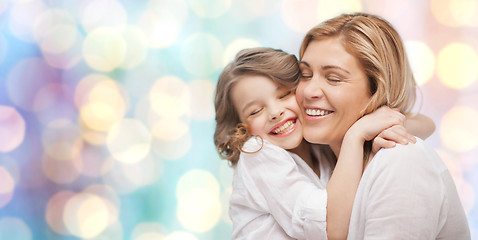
[0,0,477,239]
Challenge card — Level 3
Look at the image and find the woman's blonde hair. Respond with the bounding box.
[300,12,417,115]
[214,47,300,165]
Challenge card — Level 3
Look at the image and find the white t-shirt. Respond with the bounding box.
[229,137,333,240]
[348,138,471,239]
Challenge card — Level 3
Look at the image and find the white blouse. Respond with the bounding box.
[229,137,333,240]
[348,138,471,239]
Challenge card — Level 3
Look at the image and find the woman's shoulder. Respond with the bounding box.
[370,138,447,173]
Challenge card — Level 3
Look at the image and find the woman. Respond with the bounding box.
[296,12,470,239]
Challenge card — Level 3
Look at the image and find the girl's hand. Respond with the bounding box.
[372,124,417,154]
[345,106,406,143]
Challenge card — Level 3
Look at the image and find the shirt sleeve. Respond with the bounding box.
[354,139,447,239]
[238,139,327,240]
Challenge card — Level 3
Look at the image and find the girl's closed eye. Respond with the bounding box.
[249,108,263,117]
[279,90,292,99]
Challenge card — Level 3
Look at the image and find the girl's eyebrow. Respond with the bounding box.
[242,100,258,113]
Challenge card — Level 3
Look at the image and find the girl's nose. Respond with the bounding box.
[269,108,285,121]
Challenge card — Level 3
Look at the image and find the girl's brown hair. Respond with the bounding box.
[214,47,300,165]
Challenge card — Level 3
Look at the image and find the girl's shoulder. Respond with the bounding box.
[238,137,293,165]
[242,137,287,154]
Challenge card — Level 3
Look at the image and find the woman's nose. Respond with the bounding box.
[303,76,324,100]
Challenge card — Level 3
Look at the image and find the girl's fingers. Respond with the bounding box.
[379,125,416,145]
[372,137,396,154]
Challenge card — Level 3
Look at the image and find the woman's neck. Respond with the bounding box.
[329,142,341,159]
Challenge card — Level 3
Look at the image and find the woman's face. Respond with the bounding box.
[231,75,304,150]
[296,37,371,152]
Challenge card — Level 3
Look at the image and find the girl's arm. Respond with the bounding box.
[371,113,435,153]
[326,107,412,240]
[404,113,435,140]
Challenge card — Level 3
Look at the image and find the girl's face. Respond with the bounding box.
[231,75,303,150]
[296,37,371,154]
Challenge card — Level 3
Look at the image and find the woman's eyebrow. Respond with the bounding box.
[298,61,309,67]
[322,65,350,74]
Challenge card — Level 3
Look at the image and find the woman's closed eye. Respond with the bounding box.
[326,74,343,83]
[300,73,312,79]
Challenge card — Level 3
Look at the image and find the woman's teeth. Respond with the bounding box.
[306,109,332,116]
[272,120,294,134]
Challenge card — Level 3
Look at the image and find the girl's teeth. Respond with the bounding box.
[273,120,294,134]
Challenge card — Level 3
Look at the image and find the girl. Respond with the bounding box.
[214,47,433,239]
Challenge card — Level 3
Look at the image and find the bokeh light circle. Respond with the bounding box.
[42,119,82,161]
[78,77,128,132]
[0,34,7,65]
[83,185,120,226]
[121,155,161,187]
[317,0,362,23]
[46,191,76,235]
[41,34,83,69]
[164,231,198,240]
[149,76,190,119]
[0,167,15,208]
[181,33,224,76]
[440,106,478,152]
[176,169,221,200]
[102,155,162,194]
[188,80,215,121]
[138,0,188,49]
[63,193,111,239]
[151,118,189,141]
[33,9,78,54]
[42,153,82,184]
[0,156,20,188]
[106,119,151,164]
[118,26,148,70]
[437,43,478,89]
[0,0,8,15]
[80,145,115,178]
[0,217,32,240]
[132,222,166,240]
[6,58,59,111]
[177,188,222,232]
[152,132,192,160]
[8,0,47,42]
[282,0,319,33]
[222,38,261,66]
[229,0,275,22]
[79,0,127,32]
[0,106,26,153]
[189,0,231,18]
[82,27,127,72]
[431,0,478,27]
[405,41,435,86]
